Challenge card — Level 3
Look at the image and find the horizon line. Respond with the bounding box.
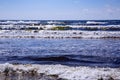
[0,19,120,21]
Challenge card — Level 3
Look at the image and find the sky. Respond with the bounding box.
[0,0,120,20]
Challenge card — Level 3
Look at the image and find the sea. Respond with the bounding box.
[0,20,120,25]
[0,38,119,68]
[0,20,120,68]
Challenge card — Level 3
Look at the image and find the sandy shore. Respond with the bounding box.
[0,63,119,80]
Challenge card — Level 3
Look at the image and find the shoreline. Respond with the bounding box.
[0,63,119,80]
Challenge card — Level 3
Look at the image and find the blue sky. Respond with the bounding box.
[0,0,120,20]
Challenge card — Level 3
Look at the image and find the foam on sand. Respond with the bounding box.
[0,63,119,80]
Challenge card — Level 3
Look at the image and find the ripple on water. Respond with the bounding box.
[0,38,119,67]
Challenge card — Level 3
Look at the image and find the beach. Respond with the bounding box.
[0,0,120,79]
[0,20,120,80]
[0,63,120,80]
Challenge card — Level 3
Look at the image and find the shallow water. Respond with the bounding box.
[0,38,120,67]
[0,70,60,80]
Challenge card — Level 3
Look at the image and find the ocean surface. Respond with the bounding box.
[0,20,120,25]
[0,38,120,68]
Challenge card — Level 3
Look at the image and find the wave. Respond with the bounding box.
[0,55,120,67]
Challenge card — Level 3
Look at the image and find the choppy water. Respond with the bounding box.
[0,38,120,67]
[1,20,120,25]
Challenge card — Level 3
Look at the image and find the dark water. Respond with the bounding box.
[0,20,120,25]
[0,38,120,68]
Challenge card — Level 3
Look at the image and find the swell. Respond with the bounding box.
[0,55,120,67]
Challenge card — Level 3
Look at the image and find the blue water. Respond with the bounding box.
[0,20,120,25]
[0,38,120,67]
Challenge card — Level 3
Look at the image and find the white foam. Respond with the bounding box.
[0,30,120,39]
[0,63,119,80]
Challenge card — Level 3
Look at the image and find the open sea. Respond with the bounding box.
[0,20,120,68]
[0,38,120,68]
[0,20,120,25]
